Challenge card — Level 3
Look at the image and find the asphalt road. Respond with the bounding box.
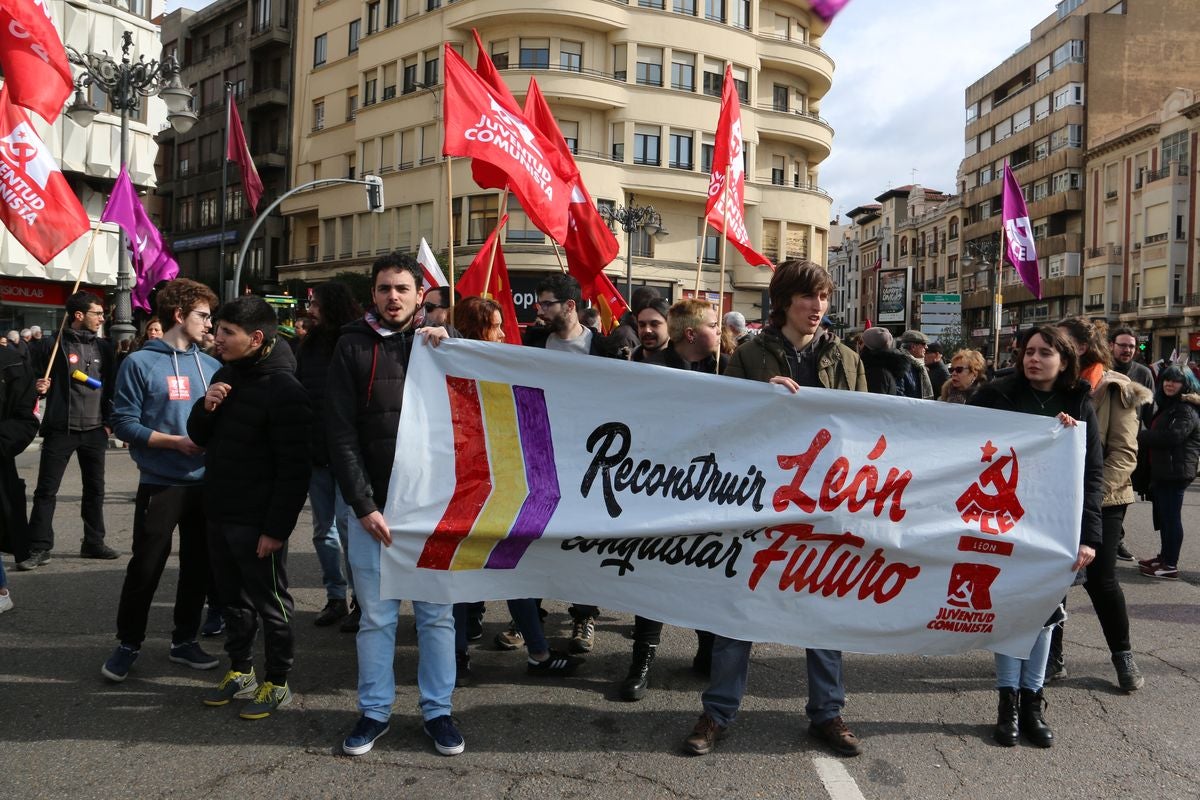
[2,447,1198,799]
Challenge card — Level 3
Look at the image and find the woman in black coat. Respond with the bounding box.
[969,325,1102,749]
[1136,365,1200,580]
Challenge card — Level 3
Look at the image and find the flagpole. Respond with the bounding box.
[484,188,510,295]
[551,242,569,274]
[694,237,705,293]
[43,226,102,383]
[218,81,232,302]
[993,227,1005,369]
[715,163,731,374]
[445,156,455,314]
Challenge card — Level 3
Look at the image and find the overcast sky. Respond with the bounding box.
[164,0,1050,216]
[819,0,1055,219]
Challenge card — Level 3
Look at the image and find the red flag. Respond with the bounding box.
[0,87,89,263]
[442,44,571,242]
[457,214,521,345]
[522,78,620,290]
[227,99,263,212]
[705,65,771,269]
[584,271,628,334]
[470,29,516,191]
[0,0,73,123]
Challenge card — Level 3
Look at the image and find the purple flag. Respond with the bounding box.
[810,0,852,22]
[1001,163,1041,299]
[101,167,180,312]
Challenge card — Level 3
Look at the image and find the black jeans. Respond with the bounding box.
[632,614,714,653]
[1082,504,1132,653]
[26,427,108,554]
[115,484,209,648]
[208,521,295,685]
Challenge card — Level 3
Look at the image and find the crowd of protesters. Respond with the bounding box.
[1,255,1197,760]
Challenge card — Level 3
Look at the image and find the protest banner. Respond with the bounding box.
[380,340,1085,658]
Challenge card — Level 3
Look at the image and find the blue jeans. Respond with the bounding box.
[309,467,351,601]
[0,549,7,589]
[1152,482,1188,566]
[346,514,454,723]
[995,625,1053,690]
[507,598,549,655]
[702,636,845,726]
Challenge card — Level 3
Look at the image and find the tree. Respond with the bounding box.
[934,319,970,357]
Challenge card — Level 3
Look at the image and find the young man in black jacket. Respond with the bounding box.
[187,296,312,719]
[21,291,118,569]
[326,252,465,758]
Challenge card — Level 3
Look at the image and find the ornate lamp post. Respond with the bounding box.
[65,31,197,342]
[600,201,669,300]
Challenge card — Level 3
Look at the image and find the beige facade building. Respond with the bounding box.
[958,0,1200,356]
[1085,87,1200,361]
[280,0,834,320]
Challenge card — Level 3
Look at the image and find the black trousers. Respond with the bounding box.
[115,484,209,647]
[26,427,108,554]
[208,521,295,684]
[633,615,715,652]
[1082,504,1132,653]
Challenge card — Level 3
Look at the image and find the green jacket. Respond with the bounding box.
[725,328,867,392]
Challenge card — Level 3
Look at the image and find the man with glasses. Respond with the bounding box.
[420,287,454,328]
[1109,326,1154,562]
[101,279,222,681]
[20,292,118,570]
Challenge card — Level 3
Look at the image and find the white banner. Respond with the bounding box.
[380,341,1085,658]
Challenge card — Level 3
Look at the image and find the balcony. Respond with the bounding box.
[445,0,628,32]
[249,20,289,49]
[755,32,835,96]
[753,106,832,160]
[248,85,289,112]
[1085,243,1122,265]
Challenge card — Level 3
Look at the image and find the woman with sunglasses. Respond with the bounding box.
[1046,317,1151,692]
[969,326,1102,748]
[938,349,986,404]
[1136,364,1200,581]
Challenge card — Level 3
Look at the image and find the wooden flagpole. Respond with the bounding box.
[715,163,732,374]
[551,242,568,274]
[445,156,456,313]
[483,188,510,295]
[993,226,1005,370]
[42,226,102,384]
[693,237,705,293]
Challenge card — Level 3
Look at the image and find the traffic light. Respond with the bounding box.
[1138,341,1147,352]
[365,175,384,213]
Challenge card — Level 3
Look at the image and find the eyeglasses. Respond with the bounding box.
[949,366,972,374]
[534,299,564,309]
[191,311,212,322]
[1112,342,1136,349]
[85,310,105,318]
[422,302,448,314]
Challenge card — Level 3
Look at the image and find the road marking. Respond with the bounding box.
[813,756,867,800]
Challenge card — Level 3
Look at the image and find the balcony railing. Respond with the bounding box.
[1142,296,1166,307]
[1144,232,1169,245]
[1184,293,1200,307]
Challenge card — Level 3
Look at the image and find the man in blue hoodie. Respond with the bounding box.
[101,279,222,682]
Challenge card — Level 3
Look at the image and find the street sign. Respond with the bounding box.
[920,293,961,341]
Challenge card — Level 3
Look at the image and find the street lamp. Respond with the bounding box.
[65,31,197,343]
[599,202,669,300]
[961,233,1004,367]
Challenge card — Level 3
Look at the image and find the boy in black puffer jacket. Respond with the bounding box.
[187,296,312,720]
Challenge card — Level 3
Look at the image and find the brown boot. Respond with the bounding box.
[808,716,862,757]
[683,713,725,756]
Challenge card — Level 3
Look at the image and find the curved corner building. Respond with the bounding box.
[281,0,834,318]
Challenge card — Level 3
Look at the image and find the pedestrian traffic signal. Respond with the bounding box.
[365,175,384,213]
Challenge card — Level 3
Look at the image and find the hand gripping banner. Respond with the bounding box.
[381,341,1085,658]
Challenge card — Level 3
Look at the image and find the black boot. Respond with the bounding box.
[1045,623,1066,681]
[620,641,657,701]
[993,687,1019,746]
[1019,688,1053,748]
[692,630,714,677]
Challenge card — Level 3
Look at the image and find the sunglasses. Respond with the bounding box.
[422,302,448,313]
[949,366,972,374]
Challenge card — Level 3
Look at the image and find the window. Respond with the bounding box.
[639,0,665,8]
[367,2,379,33]
[731,66,748,103]
[402,59,417,93]
[1033,179,1049,201]
[560,41,582,72]
[612,43,627,81]
[1012,106,1031,132]
[322,218,336,258]
[1051,39,1085,69]
[773,84,789,112]
[1162,130,1189,168]
[253,0,271,31]
[225,187,246,221]
[1034,95,1050,121]
[1053,82,1084,110]
[176,196,193,230]
[506,197,545,243]
[993,116,1012,142]
[611,122,625,161]
[200,192,218,227]
[426,0,441,9]
[701,134,714,173]
[313,99,325,130]
[671,52,695,91]
[347,152,356,179]
[636,46,663,87]
[698,218,719,263]
[702,58,723,97]
[520,38,549,69]
[948,217,959,239]
[177,141,193,176]
[467,194,499,244]
[314,34,327,66]
[559,120,578,154]
[340,216,354,258]
[423,49,439,85]
[364,77,377,105]
[386,0,398,26]
[383,63,396,99]
[346,89,358,120]
[1036,55,1051,81]
[634,126,661,166]
[1051,169,1081,193]
[770,155,785,185]
[225,64,247,99]
[965,103,978,123]
[669,130,693,169]
[673,0,695,12]
[200,132,221,170]
[490,42,509,69]
[705,0,724,22]
[730,0,749,28]
[348,19,360,52]
[632,225,654,258]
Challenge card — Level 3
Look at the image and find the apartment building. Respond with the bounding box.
[280,0,835,319]
[958,0,1200,355]
[0,0,166,334]
[156,0,293,292]
[1085,87,1200,360]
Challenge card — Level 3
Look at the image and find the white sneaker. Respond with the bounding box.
[0,591,12,614]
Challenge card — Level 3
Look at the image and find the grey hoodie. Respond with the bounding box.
[112,338,221,485]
